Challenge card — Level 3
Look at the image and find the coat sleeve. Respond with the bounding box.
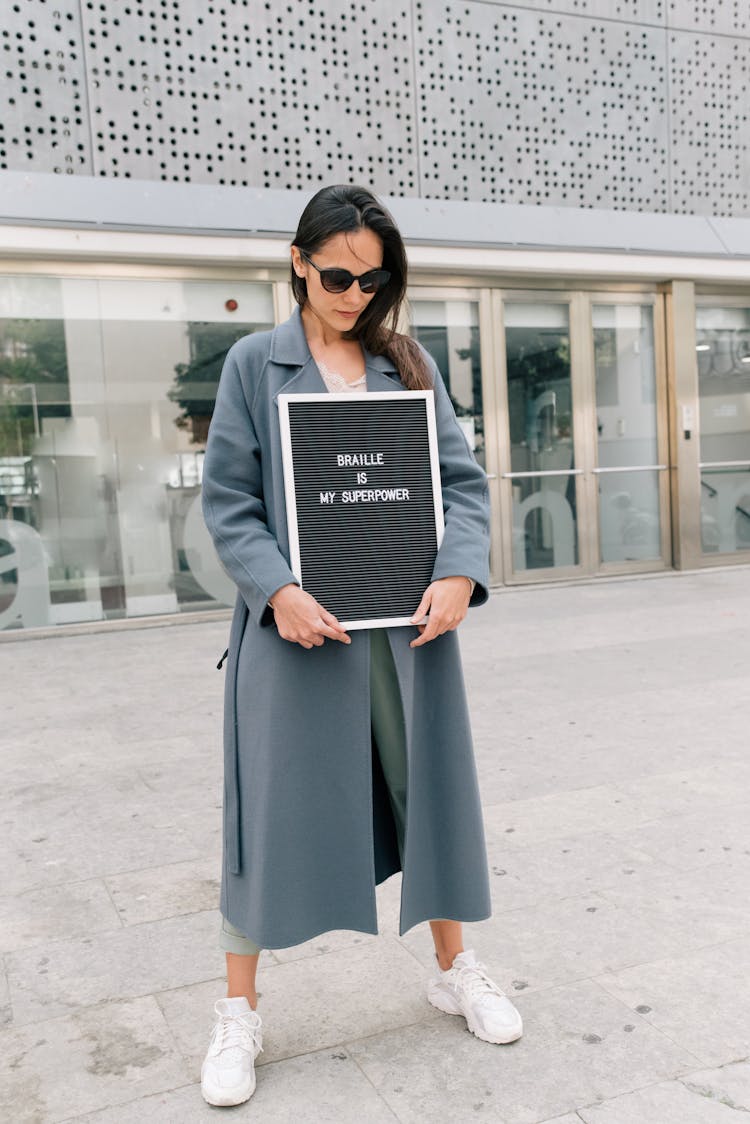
[424,349,491,607]
[201,346,299,626]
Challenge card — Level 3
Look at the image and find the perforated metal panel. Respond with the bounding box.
[2,1,93,175]
[2,0,750,217]
[669,29,750,216]
[667,1,750,35]
[415,2,670,210]
[497,0,665,22]
[81,0,418,192]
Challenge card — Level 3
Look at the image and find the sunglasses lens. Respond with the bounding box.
[320,270,354,293]
[359,270,390,294]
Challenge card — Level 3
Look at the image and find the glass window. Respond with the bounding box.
[409,299,485,467]
[696,306,750,555]
[0,275,274,631]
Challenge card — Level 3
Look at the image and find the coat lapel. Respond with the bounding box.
[365,362,404,393]
[270,304,323,402]
[272,355,327,401]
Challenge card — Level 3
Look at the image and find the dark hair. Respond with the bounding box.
[290,184,432,391]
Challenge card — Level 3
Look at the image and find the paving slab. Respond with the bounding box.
[472,705,750,806]
[156,935,429,1071]
[456,576,746,658]
[481,786,661,850]
[597,856,750,950]
[2,729,122,791]
[605,799,750,873]
[400,886,688,997]
[481,826,664,913]
[104,859,221,927]
[682,1059,750,1115]
[347,977,698,1124]
[578,1065,750,1122]
[5,910,227,1026]
[467,627,750,706]
[595,935,750,1068]
[59,1085,208,1124]
[243,1047,401,1122]
[0,777,207,896]
[611,759,750,820]
[0,995,192,1124]
[61,1049,402,1123]
[0,881,122,956]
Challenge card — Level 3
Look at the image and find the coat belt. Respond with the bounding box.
[224,597,247,875]
[226,715,242,875]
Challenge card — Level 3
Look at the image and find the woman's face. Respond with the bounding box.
[292,227,384,337]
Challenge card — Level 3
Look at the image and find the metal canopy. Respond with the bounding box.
[0,170,748,259]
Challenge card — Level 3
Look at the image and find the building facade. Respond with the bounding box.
[1,0,749,633]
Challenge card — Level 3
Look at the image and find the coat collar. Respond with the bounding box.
[270,305,402,397]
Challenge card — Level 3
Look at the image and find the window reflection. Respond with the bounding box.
[0,276,274,630]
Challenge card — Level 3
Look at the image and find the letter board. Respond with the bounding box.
[278,391,445,629]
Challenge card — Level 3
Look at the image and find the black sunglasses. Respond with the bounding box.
[299,249,391,295]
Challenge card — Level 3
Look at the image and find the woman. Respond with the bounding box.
[199,185,522,1107]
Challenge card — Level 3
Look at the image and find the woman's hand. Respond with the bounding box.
[409,576,473,648]
[270,584,350,649]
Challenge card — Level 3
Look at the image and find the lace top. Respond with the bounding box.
[316,356,367,393]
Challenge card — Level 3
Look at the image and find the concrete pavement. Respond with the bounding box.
[1,567,750,1122]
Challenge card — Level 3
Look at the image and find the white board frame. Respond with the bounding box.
[278,390,445,630]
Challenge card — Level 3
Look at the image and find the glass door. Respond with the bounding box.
[496,294,586,578]
[493,289,670,584]
[696,303,750,558]
[590,299,671,569]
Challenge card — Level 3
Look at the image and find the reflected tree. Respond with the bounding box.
[168,322,253,444]
[506,327,571,448]
[0,319,69,456]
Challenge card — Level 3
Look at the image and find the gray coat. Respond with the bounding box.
[201,305,492,948]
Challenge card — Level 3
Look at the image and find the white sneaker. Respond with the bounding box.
[427,949,523,1045]
[200,996,264,1106]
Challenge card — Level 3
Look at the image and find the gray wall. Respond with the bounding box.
[3,0,749,217]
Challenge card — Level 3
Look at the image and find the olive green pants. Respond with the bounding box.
[219,628,407,956]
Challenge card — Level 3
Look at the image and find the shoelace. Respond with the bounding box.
[212,1012,264,1058]
[451,962,508,1007]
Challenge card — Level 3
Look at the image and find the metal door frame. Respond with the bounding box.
[491,286,672,585]
[492,287,588,584]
